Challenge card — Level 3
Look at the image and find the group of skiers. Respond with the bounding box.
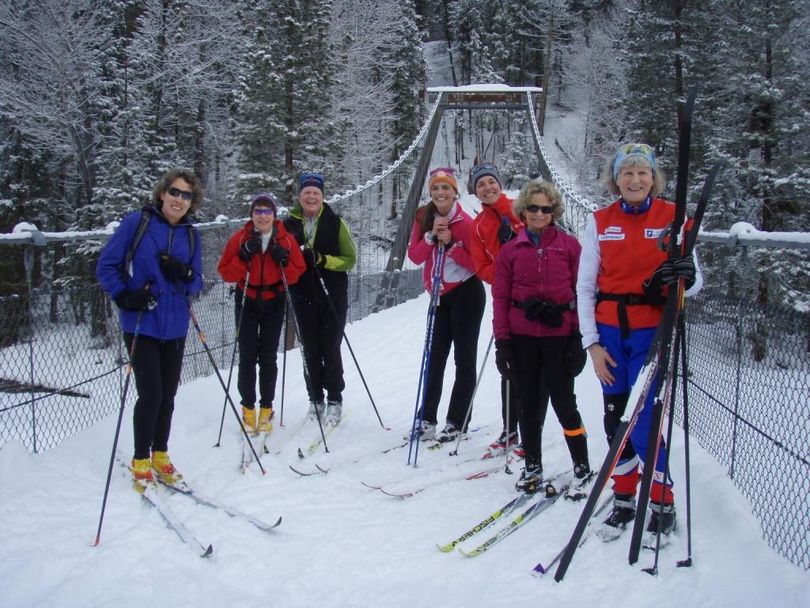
[96,171,356,489]
[96,141,700,544]
[407,144,700,542]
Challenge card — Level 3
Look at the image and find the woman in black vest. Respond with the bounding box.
[283,173,357,425]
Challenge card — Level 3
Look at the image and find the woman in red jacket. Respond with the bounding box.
[468,162,531,457]
[407,168,485,443]
[577,143,701,544]
[492,180,590,493]
[217,193,306,434]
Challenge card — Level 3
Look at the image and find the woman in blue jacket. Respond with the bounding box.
[96,169,203,489]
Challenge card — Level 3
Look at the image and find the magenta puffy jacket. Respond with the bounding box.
[492,225,581,340]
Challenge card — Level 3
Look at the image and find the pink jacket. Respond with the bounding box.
[407,201,476,296]
[492,225,581,339]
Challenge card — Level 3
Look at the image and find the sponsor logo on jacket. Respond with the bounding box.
[598,226,624,241]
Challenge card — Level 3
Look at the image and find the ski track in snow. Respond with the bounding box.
[1,294,808,608]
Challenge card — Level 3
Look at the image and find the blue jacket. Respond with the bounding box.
[96,207,203,340]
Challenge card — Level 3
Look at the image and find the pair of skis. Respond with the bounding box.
[553,88,722,581]
[436,472,574,556]
[362,460,503,499]
[125,460,281,558]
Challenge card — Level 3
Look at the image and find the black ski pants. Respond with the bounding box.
[421,276,485,429]
[236,292,286,409]
[124,333,186,460]
[511,334,588,470]
[293,292,347,404]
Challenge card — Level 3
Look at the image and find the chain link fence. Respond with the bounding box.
[0,221,423,455]
[677,243,809,570]
[683,294,809,569]
[0,225,808,570]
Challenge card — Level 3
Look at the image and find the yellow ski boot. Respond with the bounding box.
[242,406,258,434]
[258,406,274,433]
[131,457,154,493]
[151,451,184,488]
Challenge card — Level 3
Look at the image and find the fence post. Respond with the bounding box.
[23,238,41,454]
[730,248,748,480]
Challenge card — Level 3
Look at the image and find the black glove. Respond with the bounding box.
[239,235,262,262]
[643,255,696,297]
[270,240,289,267]
[667,255,696,288]
[159,254,194,282]
[565,333,587,377]
[522,297,563,327]
[114,287,156,312]
[303,248,325,269]
[497,221,516,245]
[495,339,514,380]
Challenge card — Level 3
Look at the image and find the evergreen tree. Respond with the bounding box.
[709,0,810,311]
[237,0,334,204]
[382,0,427,219]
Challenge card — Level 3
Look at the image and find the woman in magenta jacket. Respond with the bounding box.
[407,167,485,443]
[492,179,590,493]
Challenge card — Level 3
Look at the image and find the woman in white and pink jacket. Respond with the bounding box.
[407,167,485,443]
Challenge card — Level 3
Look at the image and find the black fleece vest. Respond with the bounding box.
[284,203,348,306]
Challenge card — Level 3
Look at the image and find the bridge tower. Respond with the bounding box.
[386,85,546,272]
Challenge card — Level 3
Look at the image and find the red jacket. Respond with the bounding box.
[594,198,678,329]
[217,220,306,300]
[492,225,581,340]
[470,192,524,285]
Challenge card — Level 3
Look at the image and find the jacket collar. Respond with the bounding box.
[515,224,558,248]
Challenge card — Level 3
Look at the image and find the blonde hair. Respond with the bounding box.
[513,180,564,222]
[602,156,667,198]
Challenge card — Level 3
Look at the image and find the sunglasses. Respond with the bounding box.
[252,207,275,216]
[618,143,654,156]
[167,186,193,202]
[525,204,554,214]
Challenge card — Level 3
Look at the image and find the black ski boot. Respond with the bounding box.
[596,493,636,542]
[643,501,676,550]
[515,458,543,494]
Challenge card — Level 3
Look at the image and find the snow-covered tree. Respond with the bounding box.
[237,0,334,204]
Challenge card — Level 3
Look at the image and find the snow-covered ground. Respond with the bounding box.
[2,294,808,608]
[2,39,807,608]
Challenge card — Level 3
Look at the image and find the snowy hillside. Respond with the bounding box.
[2,295,808,608]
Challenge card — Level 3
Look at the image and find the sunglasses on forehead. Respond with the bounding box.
[167,186,193,202]
[525,204,554,214]
[618,143,654,156]
[252,207,275,216]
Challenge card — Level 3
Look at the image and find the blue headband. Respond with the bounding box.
[612,143,656,182]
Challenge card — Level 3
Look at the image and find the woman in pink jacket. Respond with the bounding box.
[493,180,590,493]
[407,168,485,443]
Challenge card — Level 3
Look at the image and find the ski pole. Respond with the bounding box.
[277,264,329,453]
[93,309,144,546]
[279,300,289,426]
[214,268,250,447]
[676,313,694,569]
[309,257,388,429]
[504,378,513,475]
[408,244,446,467]
[187,303,266,475]
[449,333,494,456]
[642,321,683,576]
